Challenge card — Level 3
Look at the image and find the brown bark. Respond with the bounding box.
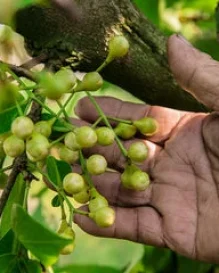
[15,0,207,111]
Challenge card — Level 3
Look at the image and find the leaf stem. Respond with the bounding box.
[85,92,128,157]
[79,150,94,188]
[107,116,132,125]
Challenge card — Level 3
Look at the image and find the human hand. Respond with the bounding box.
[74,34,219,263]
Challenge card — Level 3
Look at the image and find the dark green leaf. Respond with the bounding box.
[0,98,26,134]
[55,265,121,273]
[46,156,72,187]
[11,204,72,267]
[19,258,42,273]
[0,174,26,237]
[0,230,15,255]
[51,194,62,207]
[177,255,213,273]
[0,254,19,273]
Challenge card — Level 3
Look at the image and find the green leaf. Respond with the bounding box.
[0,254,19,273]
[177,255,213,273]
[55,265,121,273]
[19,259,42,273]
[133,0,159,26]
[0,174,26,237]
[0,230,15,255]
[51,194,62,207]
[11,204,72,267]
[46,156,72,187]
[0,98,26,134]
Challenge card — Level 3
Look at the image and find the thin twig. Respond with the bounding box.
[0,61,36,82]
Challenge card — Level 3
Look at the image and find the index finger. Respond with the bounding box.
[75,96,188,143]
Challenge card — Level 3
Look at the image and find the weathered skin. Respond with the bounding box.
[74,35,219,263]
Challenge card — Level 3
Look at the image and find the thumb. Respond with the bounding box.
[168,34,219,111]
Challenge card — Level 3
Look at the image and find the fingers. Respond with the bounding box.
[74,206,164,247]
[75,96,187,143]
[83,139,161,172]
[168,34,219,111]
[87,171,152,207]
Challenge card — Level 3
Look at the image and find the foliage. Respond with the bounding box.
[0,0,218,273]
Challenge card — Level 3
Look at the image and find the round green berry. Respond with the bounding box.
[127,142,148,162]
[89,195,108,212]
[59,145,79,164]
[129,171,150,191]
[75,126,97,148]
[133,117,158,136]
[114,123,137,140]
[26,133,50,161]
[64,132,80,151]
[121,164,139,189]
[86,154,107,175]
[75,72,103,92]
[55,68,76,91]
[34,120,52,138]
[90,207,115,228]
[63,173,86,195]
[73,186,90,204]
[96,127,115,146]
[3,135,25,157]
[39,72,66,100]
[108,35,129,60]
[11,116,34,140]
[58,222,75,255]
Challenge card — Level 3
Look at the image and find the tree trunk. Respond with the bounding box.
[15,0,207,112]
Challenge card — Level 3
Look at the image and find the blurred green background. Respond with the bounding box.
[1,0,219,272]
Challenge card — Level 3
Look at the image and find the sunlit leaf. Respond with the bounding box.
[11,204,71,266]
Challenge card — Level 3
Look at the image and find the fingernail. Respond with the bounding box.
[176,34,193,47]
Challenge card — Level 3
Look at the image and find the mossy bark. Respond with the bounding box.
[15,0,207,111]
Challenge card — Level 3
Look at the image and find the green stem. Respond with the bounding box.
[107,116,132,125]
[15,99,24,116]
[23,181,30,211]
[56,100,70,122]
[92,116,102,128]
[86,92,128,157]
[96,56,113,73]
[57,93,75,119]
[79,150,94,188]
[49,134,66,148]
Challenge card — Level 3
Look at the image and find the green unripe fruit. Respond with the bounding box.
[90,207,115,228]
[39,72,66,100]
[73,186,90,204]
[34,120,52,138]
[89,195,108,212]
[11,116,34,140]
[59,145,79,164]
[64,132,80,151]
[3,135,25,157]
[75,72,103,92]
[114,123,137,140]
[86,154,107,175]
[0,83,21,112]
[0,133,10,159]
[128,171,150,191]
[121,164,139,188]
[26,133,50,161]
[0,172,8,189]
[75,126,97,148]
[108,35,129,60]
[55,68,76,91]
[133,117,158,136]
[57,219,68,234]
[96,127,115,146]
[127,142,148,162]
[58,222,75,255]
[63,173,86,195]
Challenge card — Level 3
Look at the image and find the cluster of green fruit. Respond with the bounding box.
[0,34,159,258]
